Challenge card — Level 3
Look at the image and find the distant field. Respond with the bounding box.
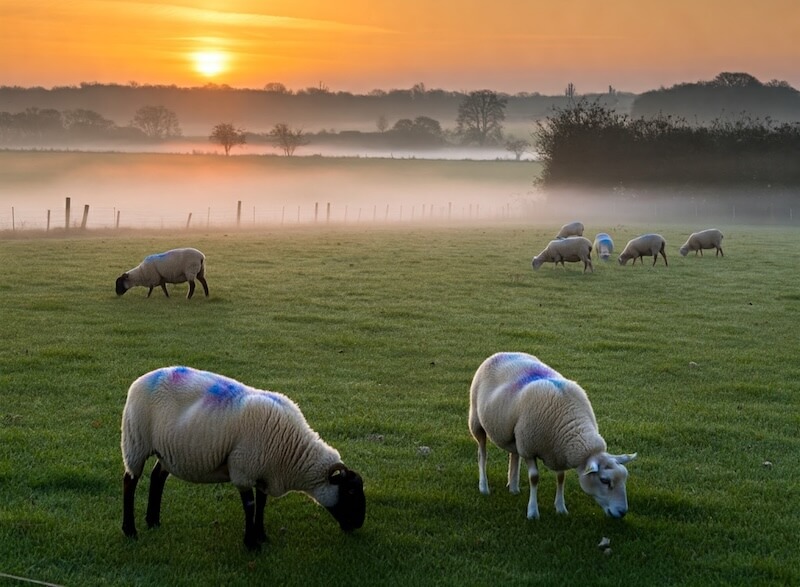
[0,224,798,586]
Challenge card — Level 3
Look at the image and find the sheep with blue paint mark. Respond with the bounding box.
[115,247,209,298]
[593,233,614,261]
[468,352,636,519]
[121,366,365,551]
[556,221,585,239]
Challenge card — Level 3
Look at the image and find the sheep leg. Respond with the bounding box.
[145,461,170,529]
[197,270,210,296]
[554,471,568,514]
[473,426,490,495]
[159,283,170,297]
[187,280,196,299]
[122,472,139,538]
[146,286,154,297]
[507,452,520,494]
[525,458,540,519]
[254,489,268,545]
[239,488,262,551]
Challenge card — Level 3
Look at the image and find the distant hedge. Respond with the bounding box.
[535,100,800,189]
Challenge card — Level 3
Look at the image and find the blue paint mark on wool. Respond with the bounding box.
[492,353,566,392]
[204,376,247,407]
[144,252,170,263]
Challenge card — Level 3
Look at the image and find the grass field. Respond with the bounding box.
[1,223,798,586]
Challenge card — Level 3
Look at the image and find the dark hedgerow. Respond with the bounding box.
[534,99,800,189]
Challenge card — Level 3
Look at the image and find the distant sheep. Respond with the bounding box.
[592,233,614,261]
[556,221,585,239]
[468,352,637,519]
[121,366,366,550]
[532,237,593,273]
[618,234,668,267]
[116,247,209,298]
[679,229,724,257]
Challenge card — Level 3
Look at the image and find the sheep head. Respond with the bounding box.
[116,273,131,296]
[324,464,366,532]
[578,452,637,518]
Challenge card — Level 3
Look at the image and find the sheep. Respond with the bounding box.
[679,228,724,257]
[618,234,668,267]
[468,352,637,519]
[555,221,585,239]
[121,366,366,551]
[115,248,209,298]
[592,233,614,261]
[532,236,594,273]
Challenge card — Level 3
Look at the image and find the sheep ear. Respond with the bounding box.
[611,453,637,465]
[582,458,599,476]
[327,463,348,484]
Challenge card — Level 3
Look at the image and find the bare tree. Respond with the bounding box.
[504,137,531,161]
[565,83,577,101]
[131,105,181,139]
[376,115,388,133]
[456,90,507,146]
[210,123,246,156]
[270,123,308,156]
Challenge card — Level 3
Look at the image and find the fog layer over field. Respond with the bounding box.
[0,151,795,232]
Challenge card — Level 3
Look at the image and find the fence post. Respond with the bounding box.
[326,202,330,223]
[385,204,389,221]
[237,200,242,227]
[47,209,51,231]
[448,202,452,221]
[186,212,192,229]
[116,210,120,229]
[314,202,319,222]
[65,197,71,231]
[281,206,285,226]
[80,204,89,229]
[11,207,15,232]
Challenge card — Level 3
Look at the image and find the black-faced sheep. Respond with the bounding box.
[556,221,585,239]
[532,237,594,273]
[618,234,668,267]
[121,366,366,551]
[593,233,614,261]
[116,248,209,298]
[468,352,636,519]
[679,229,724,257]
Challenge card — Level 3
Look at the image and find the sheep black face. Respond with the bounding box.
[325,466,365,532]
[115,274,130,296]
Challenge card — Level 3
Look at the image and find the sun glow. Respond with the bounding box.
[192,51,226,77]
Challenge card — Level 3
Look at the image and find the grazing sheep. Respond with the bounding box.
[468,352,637,519]
[593,233,614,261]
[679,229,724,257]
[556,221,585,239]
[115,248,209,298]
[532,237,594,273]
[121,366,366,550]
[618,234,668,267]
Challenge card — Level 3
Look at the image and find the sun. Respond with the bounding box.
[192,51,227,77]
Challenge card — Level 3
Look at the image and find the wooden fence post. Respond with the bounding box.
[47,209,51,231]
[11,207,15,232]
[116,210,120,229]
[326,202,331,223]
[80,204,89,229]
[65,197,71,231]
[314,202,319,222]
[237,200,242,227]
[186,212,192,228]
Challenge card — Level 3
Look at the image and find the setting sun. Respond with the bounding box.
[192,51,226,78]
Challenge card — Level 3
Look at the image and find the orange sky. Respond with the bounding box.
[2,1,799,94]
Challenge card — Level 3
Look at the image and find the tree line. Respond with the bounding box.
[535,99,800,189]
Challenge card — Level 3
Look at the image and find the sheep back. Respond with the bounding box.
[680,229,724,256]
[469,352,605,472]
[532,237,593,272]
[556,221,585,239]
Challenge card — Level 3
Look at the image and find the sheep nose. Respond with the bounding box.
[608,508,627,519]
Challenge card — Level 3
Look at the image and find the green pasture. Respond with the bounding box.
[0,223,798,586]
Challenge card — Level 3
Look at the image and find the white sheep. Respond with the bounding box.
[115,248,209,298]
[468,352,636,519]
[618,234,668,267]
[121,366,365,550]
[592,233,614,261]
[532,237,594,273]
[679,229,724,257]
[556,221,585,239]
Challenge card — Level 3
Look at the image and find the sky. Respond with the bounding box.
[2,0,800,95]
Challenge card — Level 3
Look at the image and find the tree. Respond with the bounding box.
[376,115,388,133]
[270,123,308,156]
[131,105,181,139]
[565,82,577,101]
[210,123,246,156]
[63,109,115,138]
[504,137,531,161]
[264,82,291,94]
[456,90,507,146]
